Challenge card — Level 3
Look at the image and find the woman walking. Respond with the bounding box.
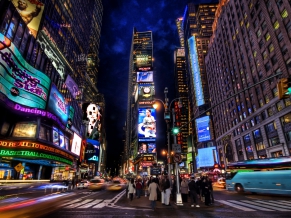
[148,178,159,211]
[127,178,136,201]
[180,178,189,203]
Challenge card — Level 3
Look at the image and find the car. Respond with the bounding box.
[76,180,89,189]
[88,179,105,191]
[213,177,226,189]
[106,180,125,191]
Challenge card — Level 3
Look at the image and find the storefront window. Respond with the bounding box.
[12,122,37,138]
[271,150,283,157]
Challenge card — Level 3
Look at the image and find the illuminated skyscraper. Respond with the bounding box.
[125,28,155,176]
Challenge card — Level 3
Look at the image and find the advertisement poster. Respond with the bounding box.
[52,127,59,146]
[137,71,153,82]
[12,0,45,38]
[138,142,147,153]
[47,84,68,124]
[82,103,102,141]
[0,33,50,109]
[71,132,82,156]
[138,84,155,101]
[148,143,156,153]
[65,75,80,99]
[86,139,100,162]
[59,132,65,148]
[138,108,156,140]
[196,147,218,168]
[195,116,211,142]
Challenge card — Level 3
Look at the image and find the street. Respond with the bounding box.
[0,184,290,218]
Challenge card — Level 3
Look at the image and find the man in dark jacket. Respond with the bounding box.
[188,177,200,207]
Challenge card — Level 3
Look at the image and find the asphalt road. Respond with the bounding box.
[0,186,290,218]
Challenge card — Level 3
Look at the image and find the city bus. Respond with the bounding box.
[225,156,291,196]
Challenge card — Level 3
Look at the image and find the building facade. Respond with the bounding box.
[205,0,291,167]
[0,0,103,180]
[125,28,156,177]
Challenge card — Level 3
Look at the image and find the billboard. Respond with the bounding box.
[82,103,102,141]
[71,132,82,156]
[136,54,151,67]
[138,84,155,101]
[137,71,153,82]
[12,0,45,38]
[188,36,204,106]
[195,116,211,142]
[65,75,80,99]
[196,147,218,168]
[0,33,50,109]
[86,139,100,162]
[47,84,68,124]
[138,108,156,140]
[138,142,156,154]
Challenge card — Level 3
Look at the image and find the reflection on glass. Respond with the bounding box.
[12,123,36,137]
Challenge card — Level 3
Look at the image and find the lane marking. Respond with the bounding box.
[254,200,291,211]
[268,200,291,207]
[242,200,290,211]
[65,199,94,208]
[227,200,274,211]
[216,200,255,211]
[79,199,103,208]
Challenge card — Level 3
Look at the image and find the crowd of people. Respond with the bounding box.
[126,175,214,210]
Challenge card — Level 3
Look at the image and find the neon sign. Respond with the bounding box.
[88,155,98,161]
[188,36,205,106]
[0,149,72,165]
[0,33,50,109]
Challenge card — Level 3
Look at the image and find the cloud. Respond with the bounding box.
[111,37,126,54]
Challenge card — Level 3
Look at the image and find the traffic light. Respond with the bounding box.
[172,127,180,135]
[277,78,291,100]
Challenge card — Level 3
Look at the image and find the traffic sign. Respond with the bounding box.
[14,163,24,172]
[172,144,181,153]
[173,153,182,163]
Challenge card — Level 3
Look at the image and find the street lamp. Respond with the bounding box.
[153,87,183,206]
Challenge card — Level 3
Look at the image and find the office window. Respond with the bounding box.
[269,136,280,147]
[265,121,277,133]
[281,9,288,19]
[273,20,280,30]
[253,128,262,139]
[243,134,251,143]
[268,44,274,53]
[276,101,283,111]
[277,32,283,42]
[267,107,273,116]
[265,32,271,41]
[256,142,266,151]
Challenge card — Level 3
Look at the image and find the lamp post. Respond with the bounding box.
[153,87,183,206]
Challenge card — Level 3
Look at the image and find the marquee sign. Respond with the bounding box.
[0,140,75,162]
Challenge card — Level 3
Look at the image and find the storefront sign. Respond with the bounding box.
[0,140,75,161]
[0,33,51,109]
[0,149,72,165]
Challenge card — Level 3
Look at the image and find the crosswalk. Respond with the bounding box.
[216,199,291,211]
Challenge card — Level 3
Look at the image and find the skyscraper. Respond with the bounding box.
[205,0,291,166]
[125,28,155,176]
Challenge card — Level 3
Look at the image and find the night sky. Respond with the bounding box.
[98,0,216,173]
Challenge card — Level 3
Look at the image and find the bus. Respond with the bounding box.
[225,156,291,195]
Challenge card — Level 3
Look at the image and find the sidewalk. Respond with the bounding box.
[116,193,211,209]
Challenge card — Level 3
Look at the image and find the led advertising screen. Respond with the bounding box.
[136,54,151,67]
[196,147,218,168]
[0,33,50,109]
[137,71,153,82]
[65,75,80,99]
[188,36,204,106]
[195,116,211,142]
[138,84,155,101]
[86,139,100,162]
[12,0,45,38]
[47,84,68,124]
[71,132,82,156]
[138,108,156,140]
[138,142,156,154]
[82,103,102,141]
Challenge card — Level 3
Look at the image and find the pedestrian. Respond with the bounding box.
[180,178,188,203]
[201,177,211,206]
[72,178,76,189]
[136,179,143,198]
[163,176,171,206]
[195,177,202,200]
[171,177,177,201]
[148,178,159,211]
[208,178,214,204]
[188,176,200,208]
[127,178,136,201]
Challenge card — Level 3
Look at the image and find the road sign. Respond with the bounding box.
[173,153,182,163]
[14,163,24,172]
[172,144,181,153]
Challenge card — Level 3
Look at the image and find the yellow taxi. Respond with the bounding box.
[106,180,125,191]
[88,178,105,191]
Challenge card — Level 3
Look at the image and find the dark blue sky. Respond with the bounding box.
[98,0,216,170]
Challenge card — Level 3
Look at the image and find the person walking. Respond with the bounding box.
[163,177,171,206]
[148,178,159,211]
[207,178,214,204]
[180,178,189,203]
[127,178,136,201]
[136,179,143,198]
[188,176,200,208]
[201,177,211,206]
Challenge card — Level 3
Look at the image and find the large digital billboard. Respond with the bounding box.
[138,142,156,154]
[12,0,45,38]
[138,108,156,140]
[196,147,218,168]
[195,116,211,142]
[136,54,151,67]
[82,103,102,141]
[188,36,204,106]
[86,139,100,162]
[71,132,82,156]
[47,84,68,124]
[0,33,50,109]
[137,71,153,82]
[138,84,155,101]
[65,75,80,99]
